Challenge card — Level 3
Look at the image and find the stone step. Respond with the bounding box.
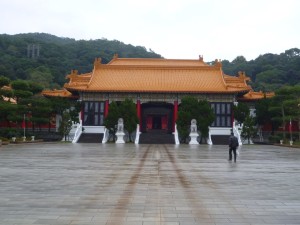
[211,135,230,145]
[78,133,103,143]
[139,131,174,144]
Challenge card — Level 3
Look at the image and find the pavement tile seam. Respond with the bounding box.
[0,143,300,225]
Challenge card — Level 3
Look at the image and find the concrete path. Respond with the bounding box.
[0,143,300,225]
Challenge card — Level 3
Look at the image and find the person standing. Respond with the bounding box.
[229,132,239,162]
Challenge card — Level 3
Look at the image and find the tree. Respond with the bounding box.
[197,100,215,142]
[233,103,250,125]
[177,96,215,143]
[26,66,53,89]
[104,101,121,141]
[119,99,139,142]
[177,110,191,143]
[241,115,257,144]
[0,75,10,87]
[0,100,18,127]
[104,99,139,142]
[58,111,73,141]
[267,85,300,140]
[10,80,33,102]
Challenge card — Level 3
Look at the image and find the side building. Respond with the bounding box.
[42,54,272,144]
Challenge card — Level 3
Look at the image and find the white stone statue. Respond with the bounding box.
[189,119,199,144]
[190,119,197,133]
[117,118,124,132]
[116,118,125,144]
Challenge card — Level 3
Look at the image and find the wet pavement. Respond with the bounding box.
[0,143,300,225]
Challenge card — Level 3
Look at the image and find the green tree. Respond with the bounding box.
[104,99,139,142]
[233,103,250,125]
[59,111,73,141]
[10,80,33,102]
[0,101,18,128]
[104,101,121,141]
[241,115,257,144]
[177,96,215,143]
[26,66,53,88]
[0,75,10,87]
[177,110,191,143]
[119,99,139,142]
[197,100,215,141]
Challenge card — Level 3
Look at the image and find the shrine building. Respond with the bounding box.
[43,54,272,144]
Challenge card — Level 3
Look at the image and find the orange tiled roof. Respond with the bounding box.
[238,90,275,101]
[42,89,77,98]
[108,54,209,66]
[64,56,252,94]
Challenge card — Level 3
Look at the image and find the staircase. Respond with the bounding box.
[77,133,104,143]
[211,135,230,145]
[139,130,175,144]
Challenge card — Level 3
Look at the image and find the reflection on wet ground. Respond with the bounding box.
[0,143,300,225]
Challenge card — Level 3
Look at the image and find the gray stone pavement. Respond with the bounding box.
[0,143,300,225]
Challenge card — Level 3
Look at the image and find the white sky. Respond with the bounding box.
[0,0,299,61]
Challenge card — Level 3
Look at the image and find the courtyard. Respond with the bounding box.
[0,143,299,225]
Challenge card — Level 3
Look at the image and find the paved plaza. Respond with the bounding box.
[0,143,300,225]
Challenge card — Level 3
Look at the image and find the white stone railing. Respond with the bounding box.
[102,128,110,143]
[207,127,213,145]
[173,124,180,145]
[135,124,141,144]
[72,123,82,143]
[233,121,243,145]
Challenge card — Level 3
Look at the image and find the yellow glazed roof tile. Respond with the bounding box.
[64,57,251,94]
[42,89,77,98]
[238,90,275,101]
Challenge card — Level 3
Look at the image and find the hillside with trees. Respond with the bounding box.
[0,33,299,92]
[0,33,162,89]
[221,48,300,91]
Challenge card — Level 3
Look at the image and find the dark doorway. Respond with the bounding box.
[153,116,161,129]
[141,102,173,133]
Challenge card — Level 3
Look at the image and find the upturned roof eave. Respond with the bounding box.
[65,86,250,94]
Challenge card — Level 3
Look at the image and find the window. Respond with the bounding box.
[210,102,232,127]
[83,101,105,126]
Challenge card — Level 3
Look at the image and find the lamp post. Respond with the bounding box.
[289,118,293,146]
[22,114,26,141]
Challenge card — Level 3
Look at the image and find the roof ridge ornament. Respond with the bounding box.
[113,53,119,59]
[94,58,102,69]
[214,59,222,68]
[71,69,78,75]
[199,55,204,62]
[65,70,78,82]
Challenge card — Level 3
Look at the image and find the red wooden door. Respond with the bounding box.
[162,115,168,130]
[146,116,153,130]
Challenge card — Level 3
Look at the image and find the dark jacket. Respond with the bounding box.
[229,135,239,148]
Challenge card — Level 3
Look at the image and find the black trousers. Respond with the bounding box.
[229,147,237,162]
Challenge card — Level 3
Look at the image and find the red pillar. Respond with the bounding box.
[231,104,234,127]
[104,100,109,117]
[136,99,141,123]
[173,100,178,132]
[81,106,84,121]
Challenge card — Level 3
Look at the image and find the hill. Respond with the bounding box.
[221,48,300,91]
[0,33,299,91]
[0,33,162,88]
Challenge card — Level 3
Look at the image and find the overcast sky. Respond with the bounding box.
[0,0,299,61]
